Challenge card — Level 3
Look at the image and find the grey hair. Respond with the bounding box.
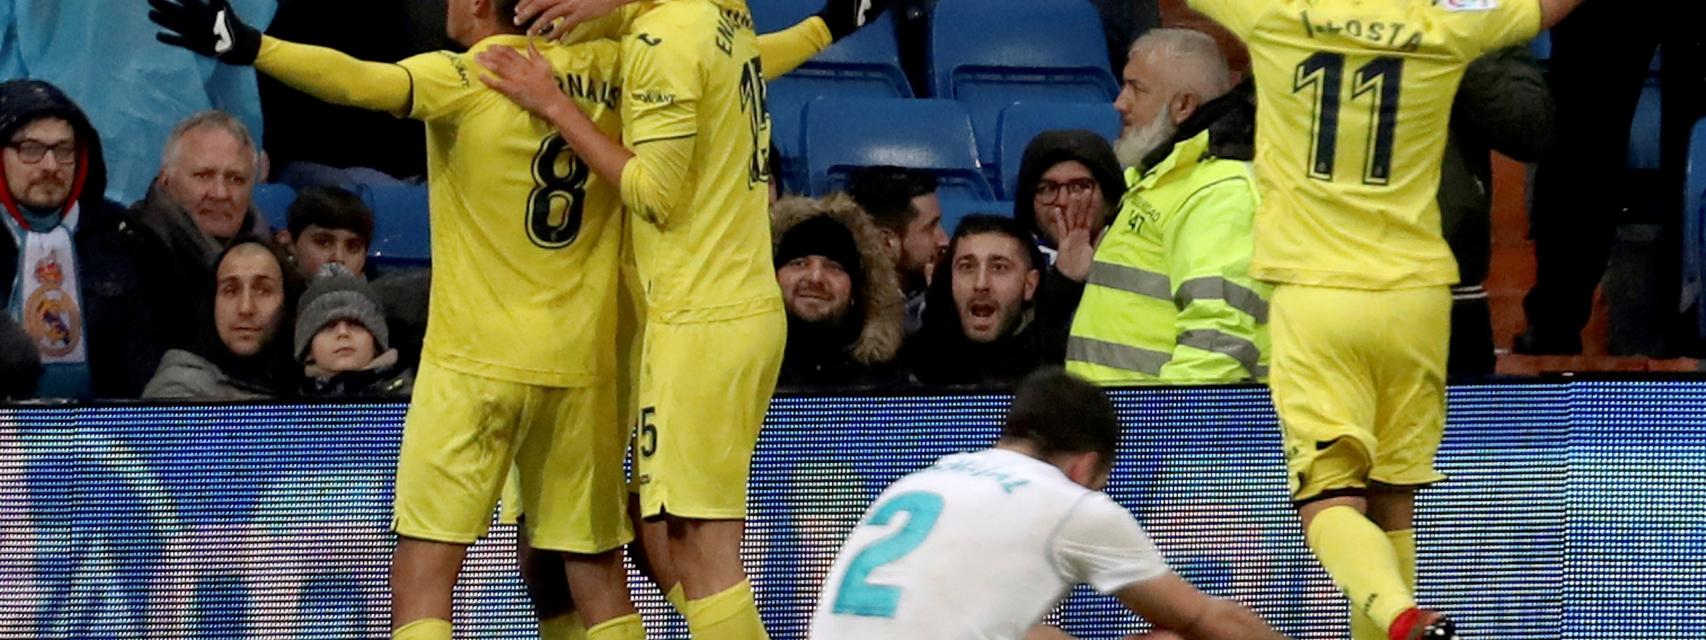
[1128,28,1235,99]
[162,110,260,172]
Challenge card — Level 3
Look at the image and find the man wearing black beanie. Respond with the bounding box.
[772,195,906,388]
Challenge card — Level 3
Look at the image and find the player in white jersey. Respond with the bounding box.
[811,369,1287,639]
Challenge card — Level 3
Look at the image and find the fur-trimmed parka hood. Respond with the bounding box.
[771,194,904,366]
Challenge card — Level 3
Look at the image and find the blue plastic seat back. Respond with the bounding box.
[251,183,296,233]
[937,195,1013,235]
[359,184,431,267]
[802,97,993,199]
[749,0,909,95]
[995,102,1121,199]
[929,0,1118,100]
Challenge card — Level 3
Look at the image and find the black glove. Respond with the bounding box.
[816,0,892,42]
[148,0,262,65]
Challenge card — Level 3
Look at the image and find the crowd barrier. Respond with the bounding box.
[1,381,1701,638]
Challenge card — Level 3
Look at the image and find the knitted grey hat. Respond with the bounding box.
[295,263,388,361]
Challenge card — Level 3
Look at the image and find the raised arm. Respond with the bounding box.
[149,0,412,115]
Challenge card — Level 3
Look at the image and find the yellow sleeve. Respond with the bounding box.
[619,9,701,146]
[254,36,412,116]
[393,49,489,122]
[619,135,694,226]
[1439,0,1544,59]
[1184,0,1259,38]
[758,17,833,80]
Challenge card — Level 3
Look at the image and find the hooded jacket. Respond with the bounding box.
[906,220,1053,388]
[772,194,907,388]
[1011,129,1127,246]
[142,240,302,400]
[0,80,162,398]
[131,156,272,353]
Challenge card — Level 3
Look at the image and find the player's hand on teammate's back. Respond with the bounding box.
[1050,190,1101,283]
[477,43,572,120]
[816,0,893,41]
[513,0,632,38]
[147,0,261,65]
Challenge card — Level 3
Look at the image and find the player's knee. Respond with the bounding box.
[519,547,576,618]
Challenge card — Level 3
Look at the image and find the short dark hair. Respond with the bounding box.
[286,186,374,243]
[846,166,937,233]
[947,214,1044,272]
[1002,368,1120,458]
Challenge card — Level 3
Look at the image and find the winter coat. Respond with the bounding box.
[299,349,414,398]
[771,195,907,388]
[0,80,163,398]
[143,349,278,400]
[131,183,273,351]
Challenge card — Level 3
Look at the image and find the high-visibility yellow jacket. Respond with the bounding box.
[1066,126,1271,384]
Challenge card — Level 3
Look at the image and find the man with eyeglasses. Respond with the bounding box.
[0,79,162,399]
[1063,29,1271,385]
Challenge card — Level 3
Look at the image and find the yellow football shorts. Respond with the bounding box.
[1268,284,1451,503]
[632,310,786,520]
[394,359,631,553]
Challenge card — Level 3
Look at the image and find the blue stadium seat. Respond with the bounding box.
[251,183,296,233]
[929,0,1119,174]
[802,97,994,199]
[1628,82,1663,171]
[1686,118,1706,338]
[756,6,910,194]
[995,102,1121,199]
[359,185,431,267]
[937,196,1012,235]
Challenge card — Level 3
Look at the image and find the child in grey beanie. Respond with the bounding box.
[296,263,412,397]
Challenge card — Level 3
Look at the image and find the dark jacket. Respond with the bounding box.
[1442,47,1555,287]
[0,313,40,399]
[131,183,272,351]
[906,241,1052,387]
[299,349,414,398]
[772,195,908,388]
[143,240,302,399]
[0,80,162,398]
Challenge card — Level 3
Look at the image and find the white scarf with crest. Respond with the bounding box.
[4,202,86,365]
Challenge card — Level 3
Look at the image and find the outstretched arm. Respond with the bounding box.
[254,38,413,116]
[1116,575,1289,640]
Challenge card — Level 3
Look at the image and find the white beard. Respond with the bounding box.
[1115,106,1179,170]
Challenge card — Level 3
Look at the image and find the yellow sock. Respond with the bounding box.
[586,613,646,640]
[1349,608,1383,640]
[539,613,588,640]
[393,618,452,640]
[684,580,769,640]
[1306,506,1415,634]
[665,583,688,614]
[1388,528,1417,592]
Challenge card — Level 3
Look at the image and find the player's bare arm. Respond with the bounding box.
[1116,573,1290,640]
[1538,0,1584,30]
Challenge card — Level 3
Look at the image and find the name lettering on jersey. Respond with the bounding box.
[1298,11,1423,52]
[557,73,621,111]
[925,459,1032,494]
[714,7,755,58]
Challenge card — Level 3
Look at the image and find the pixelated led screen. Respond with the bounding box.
[0,381,1701,638]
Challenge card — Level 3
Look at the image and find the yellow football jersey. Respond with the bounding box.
[397,36,626,386]
[1189,0,1541,289]
[568,0,782,322]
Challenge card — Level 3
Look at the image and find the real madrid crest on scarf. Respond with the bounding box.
[4,202,87,365]
[24,249,82,360]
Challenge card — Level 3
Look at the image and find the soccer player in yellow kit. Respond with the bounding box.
[149,1,666,639]
[481,0,885,637]
[1180,1,1582,638]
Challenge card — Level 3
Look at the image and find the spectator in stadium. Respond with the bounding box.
[0,313,41,400]
[773,194,905,388]
[295,263,412,398]
[144,239,300,399]
[1441,47,1555,376]
[906,215,1048,386]
[134,110,273,351]
[0,79,162,399]
[847,165,948,335]
[1011,130,1126,361]
[1065,29,1270,385]
[276,185,373,280]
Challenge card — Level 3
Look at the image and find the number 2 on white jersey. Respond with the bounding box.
[831,491,944,618]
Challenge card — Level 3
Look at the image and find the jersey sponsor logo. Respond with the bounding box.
[635,32,662,47]
[630,89,675,106]
[1436,0,1498,11]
